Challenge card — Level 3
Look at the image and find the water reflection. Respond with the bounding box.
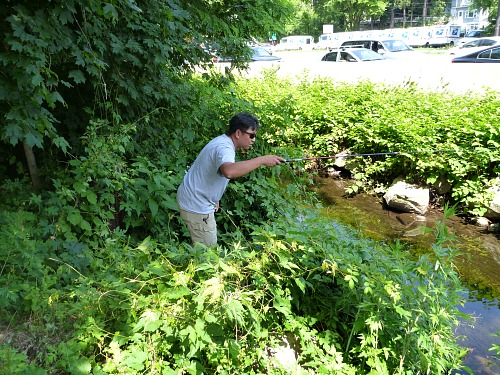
[452,291,500,375]
[312,177,500,374]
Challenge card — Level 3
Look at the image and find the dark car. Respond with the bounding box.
[321,47,385,62]
[212,46,281,63]
[452,45,500,63]
[250,46,281,61]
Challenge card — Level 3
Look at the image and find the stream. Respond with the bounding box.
[313,177,500,375]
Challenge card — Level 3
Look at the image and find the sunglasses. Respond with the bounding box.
[242,130,256,139]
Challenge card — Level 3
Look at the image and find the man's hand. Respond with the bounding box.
[260,155,286,167]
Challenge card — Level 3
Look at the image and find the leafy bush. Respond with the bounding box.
[237,73,500,215]
[0,201,466,374]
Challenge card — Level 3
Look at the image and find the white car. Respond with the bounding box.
[321,47,386,62]
[449,37,500,57]
[456,30,488,47]
[340,39,417,60]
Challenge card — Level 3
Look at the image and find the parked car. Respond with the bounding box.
[249,46,281,61]
[451,45,500,63]
[456,30,488,47]
[212,46,281,63]
[448,37,500,56]
[340,39,416,59]
[321,47,386,62]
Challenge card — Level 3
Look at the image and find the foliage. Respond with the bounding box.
[469,0,500,35]
[0,0,296,189]
[236,72,500,216]
[324,0,387,31]
[490,330,500,364]
[0,1,489,374]
[0,191,466,374]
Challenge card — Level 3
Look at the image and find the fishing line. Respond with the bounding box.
[284,149,456,162]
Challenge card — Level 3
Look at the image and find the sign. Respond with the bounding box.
[323,24,334,34]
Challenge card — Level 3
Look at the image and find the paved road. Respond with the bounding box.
[234,49,500,94]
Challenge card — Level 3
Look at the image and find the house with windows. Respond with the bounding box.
[450,0,489,33]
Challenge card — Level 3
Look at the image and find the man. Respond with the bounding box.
[177,112,285,246]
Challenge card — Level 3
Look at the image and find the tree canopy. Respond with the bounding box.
[0,0,296,188]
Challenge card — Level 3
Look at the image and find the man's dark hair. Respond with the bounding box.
[226,113,260,135]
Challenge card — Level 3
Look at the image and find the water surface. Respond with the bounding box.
[313,177,500,374]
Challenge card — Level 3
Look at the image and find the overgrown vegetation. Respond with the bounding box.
[3,73,497,373]
[1,2,498,374]
[0,184,467,374]
[238,71,500,216]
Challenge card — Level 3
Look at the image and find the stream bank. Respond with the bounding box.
[312,176,500,375]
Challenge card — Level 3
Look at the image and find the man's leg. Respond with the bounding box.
[179,210,217,247]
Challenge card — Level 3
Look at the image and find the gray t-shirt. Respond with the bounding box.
[177,134,235,214]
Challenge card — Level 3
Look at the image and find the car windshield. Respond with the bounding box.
[252,47,271,57]
[383,40,412,52]
[466,31,483,37]
[463,40,481,48]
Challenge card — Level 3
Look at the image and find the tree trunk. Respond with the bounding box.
[422,0,428,25]
[495,0,500,36]
[23,141,41,192]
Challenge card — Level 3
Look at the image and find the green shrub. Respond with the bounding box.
[237,73,500,215]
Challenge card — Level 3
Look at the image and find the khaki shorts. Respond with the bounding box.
[179,209,217,247]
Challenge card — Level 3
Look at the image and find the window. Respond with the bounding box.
[481,39,497,47]
[323,52,338,61]
[464,40,481,48]
[466,11,477,18]
[340,52,355,62]
[477,50,491,59]
[490,47,500,60]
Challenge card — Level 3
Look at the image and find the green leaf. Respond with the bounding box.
[161,286,191,300]
[69,70,86,84]
[69,358,92,374]
[80,220,92,231]
[121,349,147,370]
[135,309,162,332]
[103,3,119,20]
[49,91,65,105]
[148,199,158,217]
[25,133,43,148]
[86,191,97,205]
[67,211,82,225]
[161,195,179,211]
[295,276,306,294]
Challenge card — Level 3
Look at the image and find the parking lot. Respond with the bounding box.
[235,49,500,94]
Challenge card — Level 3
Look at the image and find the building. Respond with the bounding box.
[450,0,489,32]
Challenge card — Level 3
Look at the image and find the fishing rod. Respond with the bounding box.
[284,149,456,162]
